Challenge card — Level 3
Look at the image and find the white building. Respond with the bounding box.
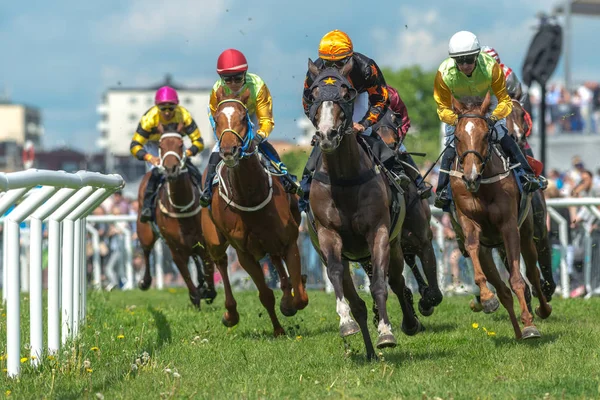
[0,101,44,148]
[96,74,215,173]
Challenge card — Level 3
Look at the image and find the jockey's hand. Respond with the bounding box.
[253,132,266,146]
[353,122,366,132]
[149,156,161,166]
[185,149,193,158]
[486,116,498,128]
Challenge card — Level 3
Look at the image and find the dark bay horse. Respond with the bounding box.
[374,111,443,316]
[200,87,308,337]
[137,125,216,307]
[506,98,556,301]
[304,58,422,359]
[448,93,552,339]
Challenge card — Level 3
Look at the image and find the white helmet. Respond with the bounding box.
[448,31,480,57]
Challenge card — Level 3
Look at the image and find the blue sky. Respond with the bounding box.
[1,0,599,152]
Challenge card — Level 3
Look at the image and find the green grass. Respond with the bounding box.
[1,289,600,399]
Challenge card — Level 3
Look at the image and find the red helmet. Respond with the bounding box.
[217,49,248,75]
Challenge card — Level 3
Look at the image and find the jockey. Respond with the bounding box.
[433,31,545,209]
[481,46,526,103]
[130,86,205,222]
[298,29,410,212]
[387,85,432,199]
[199,48,298,207]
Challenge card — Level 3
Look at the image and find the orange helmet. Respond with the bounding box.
[318,30,354,61]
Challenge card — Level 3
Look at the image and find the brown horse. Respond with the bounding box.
[304,59,422,359]
[374,111,443,316]
[200,87,308,337]
[448,93,552,339]
[505,98,556,302]
[137,125,216,307]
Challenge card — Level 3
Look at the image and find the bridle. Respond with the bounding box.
[454,114,495,174]
[216,98,257,159]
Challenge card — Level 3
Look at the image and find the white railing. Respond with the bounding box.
[0,169,124,378]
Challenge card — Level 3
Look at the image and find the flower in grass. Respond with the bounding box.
[296,335,302,341]
[173,372,181,379]
[0,354,5,361]
[486,330,496,337]
[86,368,93,373]
[117,334,125,340]
[83,360,91,369]
[47,355,55,360]
[472,323,479,329]
[6,390,11,396]
[20,357,28,363]
[90,346,99,352]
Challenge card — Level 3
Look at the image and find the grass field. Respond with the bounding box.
[1,289,599,399]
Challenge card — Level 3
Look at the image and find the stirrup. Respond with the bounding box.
[520,174,541,193]
[391,170,411,189]
[434,189,450,209]
[417,183,433,199]
[140,207,153,223]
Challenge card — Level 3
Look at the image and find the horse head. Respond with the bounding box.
[304,58,357,153]
[158,122,186,182]
[506,98,531,148]
[214,86,252,168]
[452,92,493,193]
[373,110,402,151]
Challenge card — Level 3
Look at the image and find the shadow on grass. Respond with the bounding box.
[348,349,454,366]
[55,306,173,399]
[492,332,560,347]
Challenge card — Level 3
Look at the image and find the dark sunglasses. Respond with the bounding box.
[323,57,350,69]
[158,104,176,112]
[453,55,477,65]
[222,74,245,84]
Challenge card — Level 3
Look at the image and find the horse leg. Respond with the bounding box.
[195,250,217,304]
[501,222,536,340]
[415,242,443,316]
[270,255,296,317]
[533,192,556,301]
[367,226,397,349]
[479,247,522,339]
[236,250,285,337]
[283,242,309,312]
[460,218,498,312]
[404,254,428,300]
[215,256,239,327]
[341,260,376,360]
[319,229,359,341]
[497,247,532,314]
[389,239,422,337]
[521,233,552,322]
[137,217,157,291]
[172,250,201,309]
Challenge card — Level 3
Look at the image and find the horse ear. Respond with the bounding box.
[340,57,353,77]
[480,91,492,115]
[215,86,226,102]
[240,87,251,105]
[452,96,465,115]
[308,58,320,79]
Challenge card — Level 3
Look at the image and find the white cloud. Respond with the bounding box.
[96,0,233,45]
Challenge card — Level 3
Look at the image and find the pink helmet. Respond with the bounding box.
[154,86,179,105]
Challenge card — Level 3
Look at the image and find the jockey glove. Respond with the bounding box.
[486,115,498,129]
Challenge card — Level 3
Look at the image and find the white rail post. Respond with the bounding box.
[86,223,102,289]
[122,226,134,290]
[155,241,164,290]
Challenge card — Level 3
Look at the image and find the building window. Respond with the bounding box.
[184,97,193,105]
[130,96,138,104]
[129,114,137,122]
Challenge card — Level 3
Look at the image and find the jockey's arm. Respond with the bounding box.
[255,84,275,139]
[394,92,411,136]
[433,71,458,126]
[359,61,389,129]
[490,63,513,121]
[130,115,154,162]
[180,107,204,155]
[209,89,218,119]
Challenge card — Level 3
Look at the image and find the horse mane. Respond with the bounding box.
[458,96,488,111]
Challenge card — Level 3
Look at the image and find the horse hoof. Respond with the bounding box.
[222,315,238,328]
[376,334,397,349]
[339,321,360,337]
[469,298,483,313]
[274,327,286,337]
[535,304,552,320]
[190,296,201,309]
[138,280,151,291]
[418,301,435,317]
[401,319,424,336]
[280,305,297,317]
[521,325,541,340]
[482,296,500,314]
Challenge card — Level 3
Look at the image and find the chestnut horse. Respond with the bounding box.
[448,93,552,339]
[200,87,308,337]
[137,125,216,307]
[374,110,443,316]
[304,59,422,359]
[505,98,556,301]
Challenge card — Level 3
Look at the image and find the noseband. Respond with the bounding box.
[158,133,187,173]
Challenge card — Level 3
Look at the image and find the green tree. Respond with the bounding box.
[382,65,442,166]
[281,148,310,179]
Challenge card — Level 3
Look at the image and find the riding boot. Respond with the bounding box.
[140,168,162,223]
[398,152,432,199]
[388,157,411,189]
[185,158,203,187]
[298,146,320,213]
[259,140,300,194]
[499,135,542,193]
[434,146,457,209]
[199,152,221,207]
